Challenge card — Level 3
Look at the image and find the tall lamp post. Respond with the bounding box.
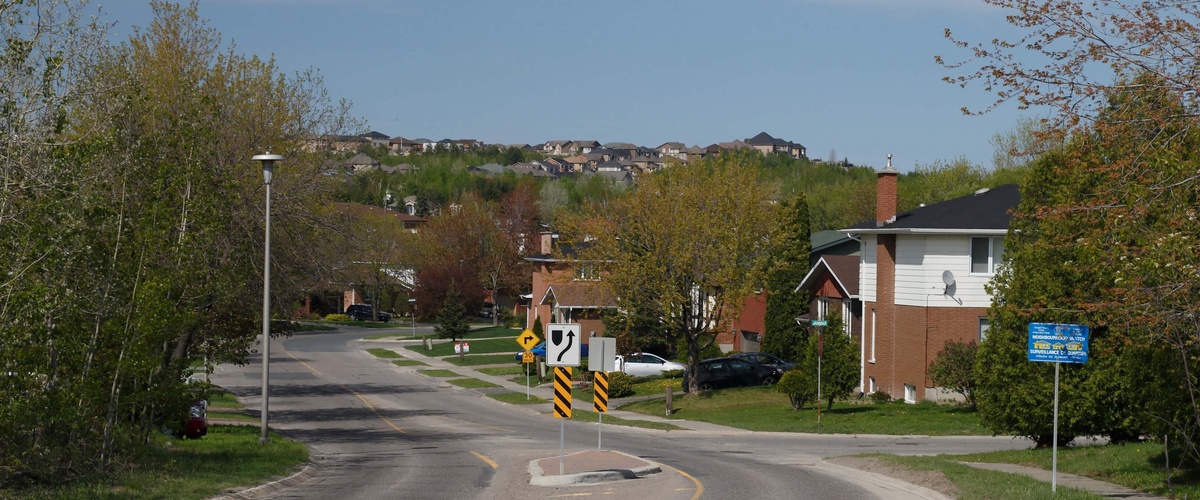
[254,152,283,444]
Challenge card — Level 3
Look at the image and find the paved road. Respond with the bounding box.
[210,326,1036,499]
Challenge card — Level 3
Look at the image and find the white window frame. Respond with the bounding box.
[979,317,990,343]
[970,236,1005,275]
[816,297,829,320]
[869,308,876,364]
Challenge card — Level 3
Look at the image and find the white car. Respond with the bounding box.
[617,353,686,377]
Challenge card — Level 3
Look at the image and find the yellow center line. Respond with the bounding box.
[470,451,498,469]
[342,384,405,434]
[283,344,322,376]
[660,463,704,500]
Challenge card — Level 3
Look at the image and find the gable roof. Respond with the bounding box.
[540,282,617,308]
[794,255,860,298]
[345,153,380,166]
[843,184,1020,235]
[746,132,776,145]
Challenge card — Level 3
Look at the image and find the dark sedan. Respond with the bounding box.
[730,352,796,371]
[683,357,784,393]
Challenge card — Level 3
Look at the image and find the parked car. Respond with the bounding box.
[683,357,784,393]
[513,340,589,362]
[617,352,686,377]
[730,352,796,371]
[346,304,391,322]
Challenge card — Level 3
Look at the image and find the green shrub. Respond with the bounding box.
[607,371,635,398]
[498,308,516,327]
[325,313,350,321]
[928,339,978,408]
[777,369,817,410]
[869,390,893,404]
[660,369,684,379]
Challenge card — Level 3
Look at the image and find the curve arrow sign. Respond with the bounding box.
[556,330,574,363]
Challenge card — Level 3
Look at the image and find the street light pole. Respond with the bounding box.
[254,152,283,444]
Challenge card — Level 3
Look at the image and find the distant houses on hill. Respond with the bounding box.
[309,130,828,180]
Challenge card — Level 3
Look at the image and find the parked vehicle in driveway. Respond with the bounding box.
[345,304,391,322]
[730,352,796,371]
[617,352,686,377]
[683,357,784,392]
[513,340,589,361]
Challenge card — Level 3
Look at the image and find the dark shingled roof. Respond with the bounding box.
[844,184,1020,233]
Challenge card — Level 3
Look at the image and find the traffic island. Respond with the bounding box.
[528,450,662,486]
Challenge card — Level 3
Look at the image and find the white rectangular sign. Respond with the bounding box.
[589,337,616,372]
[546,323,581,367]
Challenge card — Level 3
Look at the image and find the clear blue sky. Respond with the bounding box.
[98,0,1032,172]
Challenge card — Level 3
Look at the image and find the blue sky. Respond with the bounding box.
[97,0,1032,172]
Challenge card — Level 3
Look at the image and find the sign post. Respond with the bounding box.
[553,366,572,474]
[593,371,609,450]
[1027,322,1090,493]
[812,319,827,431]
[516,329,541,401]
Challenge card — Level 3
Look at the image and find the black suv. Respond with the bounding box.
[345,304,391,322]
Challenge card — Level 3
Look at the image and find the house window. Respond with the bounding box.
[979,317,990,342]
[816,298,829,320]
[841,300,851,335]
[904,384,917,404]
[970,237,1005,274]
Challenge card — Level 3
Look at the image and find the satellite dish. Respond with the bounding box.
[942,270,956,286]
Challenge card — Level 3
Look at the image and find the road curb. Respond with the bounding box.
[527,450,662,486]
[210,460,319,499]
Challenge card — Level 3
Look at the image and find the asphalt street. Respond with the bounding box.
[209,325,1038,499]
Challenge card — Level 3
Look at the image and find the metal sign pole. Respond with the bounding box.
[1053,361,1060,493]
[559,419,565,475]
[525,361,530,400]
[598,412,603,450]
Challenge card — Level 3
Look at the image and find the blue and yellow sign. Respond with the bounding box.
[1027,323,1089,363]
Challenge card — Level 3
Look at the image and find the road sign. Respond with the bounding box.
[588,337,617,372]
[546,323,581,367]
[593,371,609,413]
[553,367,572,418]
[521,351,534,364]
[1027,323,1089,364]
[811,320,828,327]
[516,329,540,351]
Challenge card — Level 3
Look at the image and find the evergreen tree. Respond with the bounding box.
[435,285,471,342]
[762,192,811,362]
[799,312,858,410]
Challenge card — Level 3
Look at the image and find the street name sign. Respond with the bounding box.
[1027,323,1089,364]
[546,323,581,367]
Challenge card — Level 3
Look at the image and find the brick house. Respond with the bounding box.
[526,233,615,347]
[845,159,1019,402]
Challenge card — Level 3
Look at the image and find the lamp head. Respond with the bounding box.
[252,152,284,184]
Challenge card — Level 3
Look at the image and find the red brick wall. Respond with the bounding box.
[864,298,988,401]
[876,171,898,223]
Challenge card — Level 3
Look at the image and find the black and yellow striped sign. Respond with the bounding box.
[593,371,609,413]
[553,366,572,418]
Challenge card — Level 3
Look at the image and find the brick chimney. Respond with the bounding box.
[540,231,554,255]
[876,154,898,227]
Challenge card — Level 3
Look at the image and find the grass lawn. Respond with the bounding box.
[417,369,460,378]
[478,365,529,377]
[446,378,501,389]
[933,440,1200,499]
[442,353,520,366]
[568,409,688,431]
[364,332,431,340]
[8,426,307,500]
[366,348,401,359]
[291,323,336,332]
[619,386,989,435]
[489,392,547,405]
[392,359,427,367]
[866,454,1104,500]
[205,390,242,410]
[403,328,521,356]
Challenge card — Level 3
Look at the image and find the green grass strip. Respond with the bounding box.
[442,353,520,366]
[568,409,687,431]
[366,348,401,359]
[418,369,460,378]
[446,378,501,389]
[13,426,307,499]
[392,359,427,367]
[478,365,528,377]
[489,392,547,405]
[877,455,1104,500]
